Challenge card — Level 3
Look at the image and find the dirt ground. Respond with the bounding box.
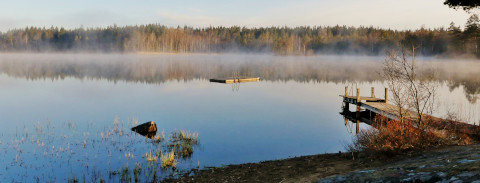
[164,144,480,183]
[164,152,391,183]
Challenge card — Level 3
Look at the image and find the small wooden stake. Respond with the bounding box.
[343,86,350,112]
[384,88,389,103]
[371,87,375,98]
[356,88,361,118]
[356,88,360,103]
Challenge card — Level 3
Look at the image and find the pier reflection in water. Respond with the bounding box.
[340,110,378,134]
[340,86,387,134]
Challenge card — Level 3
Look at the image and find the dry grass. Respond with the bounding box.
[142,129,199,169]
[152,130,165,143]
[347,116,474,156]
[169,130,199,158]
[171,130,199,144]
[144,151,159,162]
[160,151,177,168]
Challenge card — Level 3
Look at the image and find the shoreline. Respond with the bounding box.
[0,51,474,60]
[166,144,480,182]
[165,150,386,182]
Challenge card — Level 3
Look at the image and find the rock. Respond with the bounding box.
[419,174,432,182]
[131,121,157,138]
[317,177,334,183]
[357,169,375,173]
[405,167,417,171]
[335,176,346,182]
[402,177,412,182]
[458,159,476,164]
[450,176,459,181]
[352,173,362,179]
[436,172,447,178]
[457,172,475,177]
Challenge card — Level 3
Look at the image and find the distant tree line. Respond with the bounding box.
[1,15,480,57]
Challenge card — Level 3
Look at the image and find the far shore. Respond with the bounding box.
[0,51,478,61]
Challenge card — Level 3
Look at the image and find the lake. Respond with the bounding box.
[0,53,479,182]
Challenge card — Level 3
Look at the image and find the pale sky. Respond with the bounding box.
[0,0,474,32]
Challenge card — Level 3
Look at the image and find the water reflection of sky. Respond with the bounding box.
[0,75,358,181]
[1,71,479,181]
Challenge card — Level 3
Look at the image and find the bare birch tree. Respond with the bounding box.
[382,48,437,126]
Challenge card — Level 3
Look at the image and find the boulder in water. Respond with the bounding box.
[131,121,157,138]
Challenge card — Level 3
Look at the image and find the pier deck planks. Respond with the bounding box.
[210,77,260,83]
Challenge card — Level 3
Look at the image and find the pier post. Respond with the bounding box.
[356,88,361,134]
[384,88,389,103]
[371,87,375,98]
[344,86,349,111]
[356,120,360,134]
[356,88,360,117]
[356,88,360,104]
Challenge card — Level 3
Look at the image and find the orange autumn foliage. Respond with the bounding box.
[349,116,473,155]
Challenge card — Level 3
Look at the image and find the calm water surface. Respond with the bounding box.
[0,75,369,181]
[0,54,479,182]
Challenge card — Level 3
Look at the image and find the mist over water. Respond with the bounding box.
[2,52,480,125]
[0,53,479,97]
[0,52,480,182]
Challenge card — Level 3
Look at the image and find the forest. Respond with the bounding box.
[1,15,480,57]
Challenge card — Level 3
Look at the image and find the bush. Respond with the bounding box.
[347,116,473,156]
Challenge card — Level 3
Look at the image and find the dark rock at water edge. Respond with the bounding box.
[131,121,157,138]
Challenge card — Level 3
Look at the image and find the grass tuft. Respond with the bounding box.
[160,151,177,168]
[145,151,158,162]
[171,130,198,144]
[152,130,165,143]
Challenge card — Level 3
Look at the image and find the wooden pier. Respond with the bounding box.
[209,77,260,84]
[341,86,479,136]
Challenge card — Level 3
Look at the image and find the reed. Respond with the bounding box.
[171,130,199,144]
[145,151,158,162]
[4,117,200,182]
[133,163,141,183]
[152,130,165,143]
